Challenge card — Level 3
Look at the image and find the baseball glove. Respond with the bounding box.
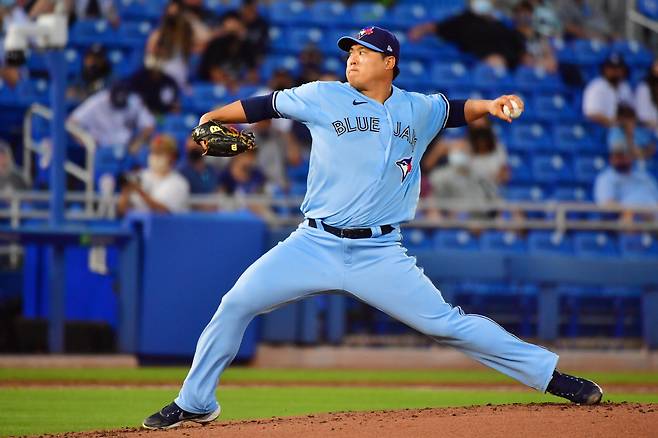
[190,120,256,157]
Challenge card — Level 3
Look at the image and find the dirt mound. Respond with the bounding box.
[41,402,657,438]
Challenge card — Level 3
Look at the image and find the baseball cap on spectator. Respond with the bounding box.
[601,52,627,71]
[337,26,400,78]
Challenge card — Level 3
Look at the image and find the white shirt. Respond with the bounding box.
[130,169,190,213]
[70,90,155,149]
[582,77,634,121]
[470,143,508,185]
[635,81,658,128]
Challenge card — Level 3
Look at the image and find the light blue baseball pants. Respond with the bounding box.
[175,222,559,413]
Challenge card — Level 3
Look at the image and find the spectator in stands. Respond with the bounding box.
[29,0,120,27]
[297,44,324,85]
[198,12,262,89]
[221,0,268,62]
[0,141,28,193]
[514,1,559,73]
[0,0,31,87]
[582,53,634,128]
[616,104,657,166]
[145,0,193,91]
[217,149,265,196]
[556,0,614,41]
[595,130,658,221]
[130,62,180,115]
[68,81,155,178]
[408,0,526,69]
[428,141,500,220]
[178,136,218,195]
[67,44,112,102]
[250,119,288,191]
[117,134,189,215]
[635,59,658,131]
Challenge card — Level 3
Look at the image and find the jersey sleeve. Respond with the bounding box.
[272,82,321,124]
[418,92,450,143]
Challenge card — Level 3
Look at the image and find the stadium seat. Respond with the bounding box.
[509,122,552,151]
[533,93,577,121]
[430,61,471,89]
[551,186,590,202]
[433,229,479,251]
[507,152,532,183]
[638,0,658,20]
[348,3,388,28]
[552,122,599,153]
[472,63,513,93]
[480,230,527,253]
[387,3,431,28]
[513,66,564,93]
[287,27,325,53]
[619,233,658,258]
[308,1,350,28]
[322,56,344,76]
[119,20,154,49]
[503,184,545,202]
[574,154,607,183]
[397,60,431,91]
[69,19,119,48]
[573,232,619,258]
[259,55,300,81]
[527,231,574,255]
[403,228,434,250]
[611,40,653,68]
[571,39,611,67]
[181,83,232,113]
[268,0,310,26]
[160,113,199,132]
[117,0,166,22]
[531,154,574,184]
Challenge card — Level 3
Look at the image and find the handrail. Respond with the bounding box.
[1,191,657,233]
[627,0,658,39]
[22,103,96,215]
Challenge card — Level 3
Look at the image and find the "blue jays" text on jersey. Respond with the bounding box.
[272,81,449,228]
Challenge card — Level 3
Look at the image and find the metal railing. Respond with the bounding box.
[627,0,658,39]
[23,103,96,215]
[2,191,656,233]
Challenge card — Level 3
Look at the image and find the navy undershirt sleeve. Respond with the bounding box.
[240,93,279,123]
[445,99,467,128]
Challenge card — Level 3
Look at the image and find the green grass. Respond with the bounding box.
[1,367,657,385]
[1,387,658,437]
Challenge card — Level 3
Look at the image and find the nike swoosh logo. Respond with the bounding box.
[352,100,368,106]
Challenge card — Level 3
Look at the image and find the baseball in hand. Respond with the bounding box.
[503,100,523,119]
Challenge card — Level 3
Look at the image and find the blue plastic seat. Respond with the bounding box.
[507,152,532,183]
[552,122,598,153]
[397,60,430,90]
[534,93,577,121]
[509,122,552,151]
[527,231,574,255]
[308,1,350,27]
[259,55,300,81]
[573,232,619,257]
[513,66,564,93]
[571,39,611,67]
[117,0,166,22]
[430,61,471,90]
[551,186,590,202]
[387,3,431,28]
[480,230,527,253]
[403,228,434,250]
[503,184,545,202]
[287,27,325,52]
[472,63,512,92]
[619,233,658,258]
[531,154,574,184]
[433,229,479,251]
[181,83,232,113]
[160,113,199,132]
[611,40,653,68]
[70,19,119,47]
[268,0,309,25]
[638,0,658,20]
[348,3,388,28]
[574,154,607,183]
[119,20,154,49]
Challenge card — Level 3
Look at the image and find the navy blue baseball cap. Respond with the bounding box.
[338,26,400,78]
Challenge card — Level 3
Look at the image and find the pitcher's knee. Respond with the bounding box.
[216,290,258,320]
[420,308,463,339]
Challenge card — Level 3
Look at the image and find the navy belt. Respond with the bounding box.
[307,218,394,239]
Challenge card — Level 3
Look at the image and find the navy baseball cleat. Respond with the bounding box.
[546,370,603,405]
[142,401,221,430]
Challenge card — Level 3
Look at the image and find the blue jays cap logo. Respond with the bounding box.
[358,27,375,39]
[395,157,413,182]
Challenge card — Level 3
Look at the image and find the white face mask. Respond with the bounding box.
[448,150,471,169]
[471,0,493,15]
[148,154,169,174]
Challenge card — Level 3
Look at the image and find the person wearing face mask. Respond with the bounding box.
[583,53,634,128]
[594,127,658,221]
[635,59,658,132]
[177,136,219,195]
[67,44,112,102]
[0,141,28,193]
[117,134,190,215]
[428,142,500,220]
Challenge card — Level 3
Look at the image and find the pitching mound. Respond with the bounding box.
[45,402,656,438]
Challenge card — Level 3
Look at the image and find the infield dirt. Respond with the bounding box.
[38,402,657,438]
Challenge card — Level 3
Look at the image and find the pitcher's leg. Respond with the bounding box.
[347,244,558,391]
[176,227,341,413]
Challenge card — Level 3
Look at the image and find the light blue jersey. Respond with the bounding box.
[273,81,449,227]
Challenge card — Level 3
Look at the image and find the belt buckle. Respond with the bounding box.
[340,228,345,238]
